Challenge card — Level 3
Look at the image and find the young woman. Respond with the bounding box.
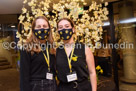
[56,18,97,91]
[20,16,56,91]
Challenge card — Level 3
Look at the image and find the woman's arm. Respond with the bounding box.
[85,47,97,91]
[20,50,31,91]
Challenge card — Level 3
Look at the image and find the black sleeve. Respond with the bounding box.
[20,50,31,91]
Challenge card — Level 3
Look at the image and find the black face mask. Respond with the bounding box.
[58,28,73,40]
[34,28,50,40]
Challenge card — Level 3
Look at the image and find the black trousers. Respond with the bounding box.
[57,80,92,91]
[30,79,56,91]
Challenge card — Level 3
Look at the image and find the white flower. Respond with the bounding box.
[105,2,108,6]
[23,0,27,4]
[44,12,49,15]
[16,32,21,38]
[18,15,25,23]
[22,7,27,14]
[28,1,34,7]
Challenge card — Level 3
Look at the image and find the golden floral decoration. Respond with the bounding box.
[17,0,109,52]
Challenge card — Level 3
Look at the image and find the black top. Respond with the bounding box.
[20,48,56,91]
[56,43,89,83]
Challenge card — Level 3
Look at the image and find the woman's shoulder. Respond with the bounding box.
[19,49,31,56]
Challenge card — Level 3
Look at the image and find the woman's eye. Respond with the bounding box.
[36,25,41,28]
[43,25,47,28]
[58,27,63,29]
[66,26,69,28]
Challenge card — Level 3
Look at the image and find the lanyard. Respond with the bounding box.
[42,47,50,72]
[64,44,75,73]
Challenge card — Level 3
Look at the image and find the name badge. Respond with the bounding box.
[67,72,78,82]
[46,72,53,80]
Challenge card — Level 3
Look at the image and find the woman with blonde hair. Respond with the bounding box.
[20,16,56,91]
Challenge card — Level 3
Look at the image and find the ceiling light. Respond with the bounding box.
[11,25,16,28]
[119,18,136,24]
[103,22,110,26]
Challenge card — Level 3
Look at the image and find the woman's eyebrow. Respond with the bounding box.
[43,25,47,26]
[65,24,70,26]
[58,25,63,27]
[36,25,41,27]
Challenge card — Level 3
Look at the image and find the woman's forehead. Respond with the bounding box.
[58,20,71,26]
[36,18,48,25]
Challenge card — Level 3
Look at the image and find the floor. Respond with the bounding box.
[0,68,20,91]
[0,68,136,91]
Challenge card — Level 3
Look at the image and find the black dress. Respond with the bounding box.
[56,43,92,91]
[20,48,56,91]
